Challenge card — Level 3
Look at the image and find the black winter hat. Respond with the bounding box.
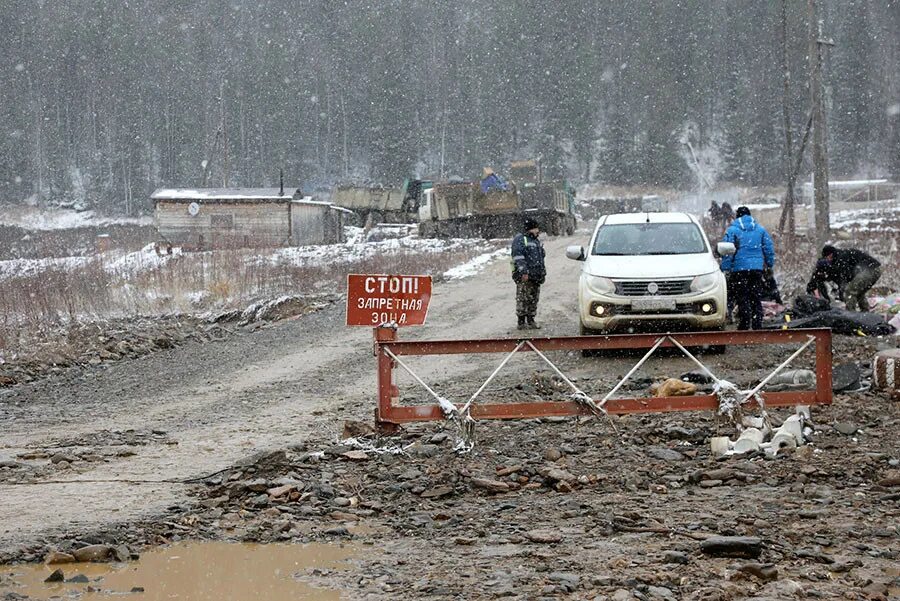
[524,218,540,231]
[821,244,837,257]
[736,206,751,218]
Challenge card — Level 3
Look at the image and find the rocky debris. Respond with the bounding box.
[3,335,898,600]
[833,421,859,435]
[66,574,90,583]
[420,485,454,499]
[700,536,763,559]
[0,295,337,389]
[735,562,778,582]
[238,295,331,325]
[72,544,114,562]
[525,529,562,544]
[471,477,510,493]
[342,420,376,439]
[44,568,65,582]
[645,447,685,462]
[45,550,76,564]
[663,550,690,564]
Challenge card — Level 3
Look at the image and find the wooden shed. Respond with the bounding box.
[151,188,351,250]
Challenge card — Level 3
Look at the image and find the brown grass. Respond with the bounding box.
[0,242,502,359]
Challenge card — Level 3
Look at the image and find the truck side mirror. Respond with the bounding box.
[717,242,736,256]
[565,245,586,261]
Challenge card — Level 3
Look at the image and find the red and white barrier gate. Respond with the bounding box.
[373,328,833,434]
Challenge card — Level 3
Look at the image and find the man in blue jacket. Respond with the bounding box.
[511,218,546,330]
[720,206,775,330]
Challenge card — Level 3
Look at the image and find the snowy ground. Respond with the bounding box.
[0,203,153,231]
[830,204,900,230]
[0,225,504,282]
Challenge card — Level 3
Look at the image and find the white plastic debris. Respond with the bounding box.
[711,410,811,458]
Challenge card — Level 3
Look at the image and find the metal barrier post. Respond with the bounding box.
[374,326,401,434]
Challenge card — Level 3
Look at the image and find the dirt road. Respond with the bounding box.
[2,229,899,600]
[0,231,591,553]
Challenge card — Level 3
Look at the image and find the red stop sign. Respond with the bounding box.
[346,274,432,327]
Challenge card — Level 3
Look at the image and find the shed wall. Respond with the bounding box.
[156,201,290,249]
[290,204,347,245]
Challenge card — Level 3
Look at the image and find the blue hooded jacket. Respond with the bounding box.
[720,215,775,272]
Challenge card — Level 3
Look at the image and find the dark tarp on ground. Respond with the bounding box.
[765,308,895,336]
[832,363,862,392]
[791,294,831,317]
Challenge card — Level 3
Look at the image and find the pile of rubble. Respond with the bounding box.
[0,295,335,388]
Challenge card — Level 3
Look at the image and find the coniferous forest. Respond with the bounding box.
[1,0,898,213]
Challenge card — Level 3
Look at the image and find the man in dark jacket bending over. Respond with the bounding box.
[806,245,881,312]
[511,218,546,330]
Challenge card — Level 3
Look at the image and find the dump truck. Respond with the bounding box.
[329,185,418,224]
[416,160,576,238]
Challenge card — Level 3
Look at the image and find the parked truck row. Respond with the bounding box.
[329,159,577,239]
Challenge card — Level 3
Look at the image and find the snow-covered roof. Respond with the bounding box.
[151,188,300,201]
[291,197,355,214]
[801,179,890,189]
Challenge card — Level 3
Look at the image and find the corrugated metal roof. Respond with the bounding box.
[151,188,300,201]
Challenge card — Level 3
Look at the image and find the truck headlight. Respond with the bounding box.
[586,275,616,294]
[690,272,719,293]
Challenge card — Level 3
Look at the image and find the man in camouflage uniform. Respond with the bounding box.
[511,218,547,330]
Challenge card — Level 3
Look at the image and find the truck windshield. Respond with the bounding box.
[592,223,708,256]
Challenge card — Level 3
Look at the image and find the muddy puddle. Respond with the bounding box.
[0,541,355,600]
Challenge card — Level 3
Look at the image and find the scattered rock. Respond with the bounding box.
[536,466,578,484]
[323,526,350,536]
[543,448,563,461]
[45,551,76,564]
[525,529,562,544]
[663,550,689,564]
[471,477,510,493]
[49,453,77,464]
[700,536,763,559]
[340,450,369,461]
[646,447,685,462]
[737,562,779,582]
[66,574,90,583]
[44,568,65,583]
[267,484,296,498]
[244,479,269,493]
[420,485,454,499]
[341,420,375,439]
[833,422,858,435]
[112,545,132,562]
[72,544,114,562]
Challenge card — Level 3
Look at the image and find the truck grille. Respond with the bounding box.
[615,279,692,297]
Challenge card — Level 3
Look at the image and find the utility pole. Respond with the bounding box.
[807,0,834,245]
[778,0,796,236]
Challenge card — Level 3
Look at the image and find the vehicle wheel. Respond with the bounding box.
[580,323,603,357]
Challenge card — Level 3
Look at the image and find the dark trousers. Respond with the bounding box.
[730,270,765,330]
[844,266,881,312]
[516,280,541,317]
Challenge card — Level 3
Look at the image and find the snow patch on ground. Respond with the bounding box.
[105,244,182,272]
[0,225,501,282]
[830,205,900,230]
[0,204,153,231]
[444,249,507,279]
